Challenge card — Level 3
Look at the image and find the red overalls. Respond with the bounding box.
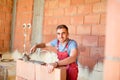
[57,40,78,80]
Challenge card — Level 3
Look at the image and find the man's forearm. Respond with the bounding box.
[36,43,46,48]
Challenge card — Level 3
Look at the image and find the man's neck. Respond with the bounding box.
[60,38,69,45]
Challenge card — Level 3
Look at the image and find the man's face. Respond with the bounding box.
[56,28,69,43]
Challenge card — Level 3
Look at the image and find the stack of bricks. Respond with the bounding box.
[16,60,66,80]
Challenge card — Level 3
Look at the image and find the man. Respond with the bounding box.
[30,24,78,80]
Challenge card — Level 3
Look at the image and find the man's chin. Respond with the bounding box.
[59,40,66,43]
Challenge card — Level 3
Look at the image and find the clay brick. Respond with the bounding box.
[3,41,10,48]
[51,25,58,34]
[1,33,10,41]
[35,64,66,80]
[0,48,9,52]
[0,40,3,48]
[0,26,4,33]
[0,5,3,12]
[82,35,98,47]
[44,0,49,9]
[101,0,107,2]
[43,25,53,35]
[78,56,97,70]
[84,14,100,24]
[48,0,59,9]
[44,9,53,16]
[25,0,33,11]
[71,15,84,25]
[69,35,82,44]
[77,4,92,15]
[4,26,11,33]
[59,0,70,8]
[79,46,90,57]
[0,12,5,20]
[3,6,11,13]
[85,0,100,4]
[16,60,35,80]
[91,24,105,35]
[65,7,77,16]
[0,33,4,40]
[67,25,76,34]
[58,16,71,25]
[53,8,64,16]
[14,35,24,44]
[90,47,104,59]
[93,2,106,13]
[78,56,82,65]
[98,36,105,47]
[43,35,56,43]
[100,13,106,24]
[76,25,91,35]
[23,13,33,23]
[71,0,84,6]
[6,0,13,8]
[0,0,6,5]
[44,16,58,26]
[16,60,24,77]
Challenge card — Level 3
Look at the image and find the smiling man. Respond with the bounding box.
[30,24,78,80]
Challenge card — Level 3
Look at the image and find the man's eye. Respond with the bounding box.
[57,33,60,35]
[63,32,65,34]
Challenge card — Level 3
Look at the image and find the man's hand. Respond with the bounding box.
[30,45,37,53]
[46,62,58,73]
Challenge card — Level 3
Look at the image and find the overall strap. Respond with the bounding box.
[57,39,70,51]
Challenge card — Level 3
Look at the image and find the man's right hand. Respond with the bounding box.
[30,45,37,53]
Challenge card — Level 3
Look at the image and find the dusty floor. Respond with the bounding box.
[0,61,16,80]
[0,52,16,80]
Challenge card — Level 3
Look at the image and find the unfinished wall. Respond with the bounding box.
[43,0,106,80]
[0,0,13,52]
[13,0,106,80]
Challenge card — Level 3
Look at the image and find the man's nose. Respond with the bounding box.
[59,34,63,38]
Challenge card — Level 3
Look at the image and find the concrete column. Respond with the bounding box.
[31,0,44,46]
[104,0,120,80]
[10,0,17,51]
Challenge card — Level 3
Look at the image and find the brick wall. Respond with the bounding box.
[14,0,33,52]
[0,0,13,52]
[0,0,106,73]
[13,0,106,63]
[0,0,106,80]
[11,1,106,79]
[43,0,106,71]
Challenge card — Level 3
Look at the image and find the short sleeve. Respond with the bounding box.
[67,40,78,55]
[69,40,78,50]
[50,39,57,47]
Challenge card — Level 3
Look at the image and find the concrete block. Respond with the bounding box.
[16,60,35,80]
[16,60,66,80]
[35,64,66,80]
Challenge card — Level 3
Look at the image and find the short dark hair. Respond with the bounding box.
[56,24,68,32]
